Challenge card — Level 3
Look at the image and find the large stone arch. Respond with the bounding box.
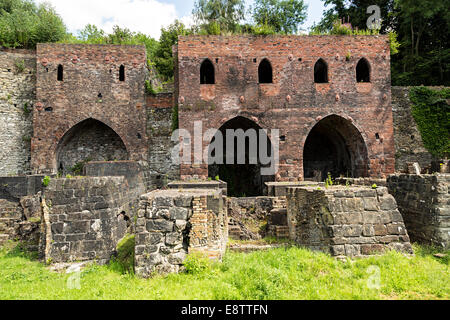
[207,116,275,196]
[55,118,129,174]
[302,114,369,181]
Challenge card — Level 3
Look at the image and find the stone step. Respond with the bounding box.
[268,225,290,239]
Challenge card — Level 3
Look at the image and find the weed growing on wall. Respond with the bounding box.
[409,87,450,158]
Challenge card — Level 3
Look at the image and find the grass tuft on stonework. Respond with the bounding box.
[110,234,135,275]
[0,242,448,300]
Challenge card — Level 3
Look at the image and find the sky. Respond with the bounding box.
[36,0,328,39]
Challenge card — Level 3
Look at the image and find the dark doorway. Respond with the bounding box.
[208,116,275,197]
[56,118,128,175]
[303,115,369,181]
[200,59,215,84]
[314,58,328,83]
[258,58,273,83]
[356,58,370,83]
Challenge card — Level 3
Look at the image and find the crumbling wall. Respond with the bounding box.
[0,49,35,176]
[41,176,141,264]
[135,189,227,277]
[287,186,413,257]
[387,174,450,249]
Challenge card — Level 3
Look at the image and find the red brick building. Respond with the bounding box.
[175,35,394,192]
[29,36,395,196]
[31,44,148,174]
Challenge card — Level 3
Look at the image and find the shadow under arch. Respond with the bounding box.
[55,118,129,175]
[207,116,275,197]
[303,115,369,181]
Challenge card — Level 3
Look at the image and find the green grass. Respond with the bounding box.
[0,242,448,300]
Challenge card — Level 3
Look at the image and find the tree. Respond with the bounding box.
[0,0,66,48]
[251,0,308,34]
[313,0,396,33]
[192,0,245,34]
[154,20,191,80]
[77,24,106,43]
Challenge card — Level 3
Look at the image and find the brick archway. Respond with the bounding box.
[303,115,369,181]
[55,118,129,174]
[207,116,275,196]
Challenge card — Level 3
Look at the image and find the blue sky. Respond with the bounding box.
[37,0,328,39]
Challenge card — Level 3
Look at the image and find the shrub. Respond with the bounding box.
[112,234,135,274]
[183,252,212,275]
[42,176,50,187]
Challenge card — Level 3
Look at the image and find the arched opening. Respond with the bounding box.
[200,59,215,84]
[119,65,125,81]
[314,58,328,83]
[57,65,63,81]
[303,115,369,181]
[356,58,371,83]
[258,58,273,83]
[56,118,128,175]
[208,116,275,197]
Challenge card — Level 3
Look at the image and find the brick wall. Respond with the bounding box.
[176,35,394,181]
[387,174,450,249]
[32,44,148,174]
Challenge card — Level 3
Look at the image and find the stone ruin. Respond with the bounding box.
[0,36,449,277]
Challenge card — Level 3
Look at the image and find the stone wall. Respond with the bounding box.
[41,176,140,264]
[145,93,179,190]
[287,186,413,257]
[135,189,227,277]
[387,174,450,249]
[176,35,394,181]
[0,49,36,176]
[391,87,433,171]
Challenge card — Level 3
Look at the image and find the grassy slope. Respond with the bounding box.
[0,243,448,300]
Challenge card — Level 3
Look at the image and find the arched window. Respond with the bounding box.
[57,64,63,81]
[356,58,370,83]
[119,65,125,82]
[258,59,273,84]
[200,59,215,84]
[314,58,328,83]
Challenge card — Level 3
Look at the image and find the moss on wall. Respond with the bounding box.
[409,87,450,158]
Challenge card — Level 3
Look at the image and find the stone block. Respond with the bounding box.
[146,220,174,233]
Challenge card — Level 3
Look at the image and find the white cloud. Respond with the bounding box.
[37,0,180,39]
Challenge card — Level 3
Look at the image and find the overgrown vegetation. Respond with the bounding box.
[111,234,135,274]
[409,87,450,158]
[41,175,50,187]
[0,242,448,299]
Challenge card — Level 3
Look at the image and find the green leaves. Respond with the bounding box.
[251,0,308,34]
[0,0,66,48]
[410,87,450,158]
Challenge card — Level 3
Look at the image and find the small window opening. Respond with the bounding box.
[119,65,125,81]
[258,58,273,84]
[215,58,219,63]
[356,58,370,83]
[98,93,102,99]
[57,65,63,81]
[314,58,328,83]
[375,133,380,140]
[200,59,215,84]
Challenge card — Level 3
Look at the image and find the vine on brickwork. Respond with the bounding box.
[409,87,450,158]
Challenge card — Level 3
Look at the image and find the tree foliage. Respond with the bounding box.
[314,0,449,86]
[251,0,308,34]
[193,0,245,34]
[0,0,66,48]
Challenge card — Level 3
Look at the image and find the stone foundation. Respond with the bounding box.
[387,174,450,249]
[135,189,227,277]
[41,176,141,264]
[287,186,413,257]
